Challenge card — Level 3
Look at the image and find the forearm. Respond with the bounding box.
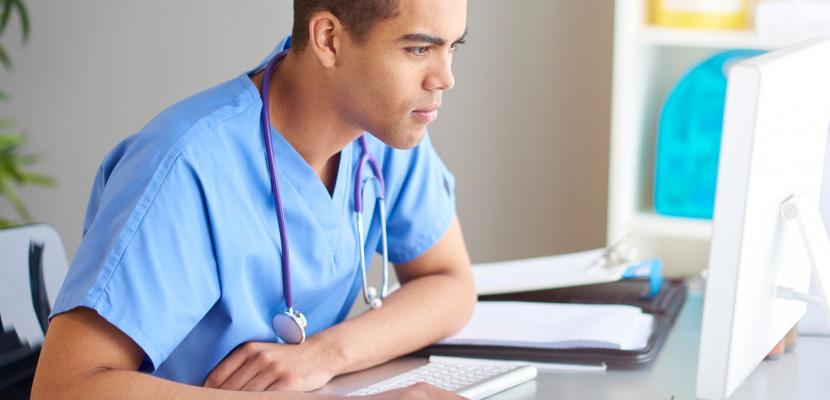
[312,270,476,376]
[32,368,331,400]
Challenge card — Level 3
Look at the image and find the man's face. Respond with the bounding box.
[333,0,467,149]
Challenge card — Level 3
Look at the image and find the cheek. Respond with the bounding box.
[364,66,413,112]
[340,54,426,141]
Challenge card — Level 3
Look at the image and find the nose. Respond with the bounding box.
[424,53,455,92]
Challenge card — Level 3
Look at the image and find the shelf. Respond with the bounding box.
[636,26,796,50]
[608,0,787,274]
[628,212,712,241]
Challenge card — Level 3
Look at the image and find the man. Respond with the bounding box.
[31,0,475,398]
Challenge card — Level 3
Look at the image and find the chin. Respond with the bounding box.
[377,127,427,150]
[397,128,427,149]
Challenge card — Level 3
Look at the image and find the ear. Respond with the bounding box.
[307,11,344,68]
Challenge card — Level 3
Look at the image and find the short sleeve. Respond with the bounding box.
[381,133,457,263]
[50,145,220,371]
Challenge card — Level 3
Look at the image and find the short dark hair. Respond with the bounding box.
[292,0,400,52]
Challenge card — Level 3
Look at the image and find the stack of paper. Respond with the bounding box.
[440,301,654,351]
[472,249,628,295]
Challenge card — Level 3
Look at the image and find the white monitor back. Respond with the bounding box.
[696,38,830,400]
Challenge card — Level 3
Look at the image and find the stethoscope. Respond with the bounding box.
[260,51,390,344]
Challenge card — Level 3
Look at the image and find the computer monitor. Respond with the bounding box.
[696,38,830,400]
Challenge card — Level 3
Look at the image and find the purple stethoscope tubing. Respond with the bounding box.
[260,51,295,309]
[355,138,390,307]
[260,51,390,343]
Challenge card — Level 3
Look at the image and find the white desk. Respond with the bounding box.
[318,293,830,399]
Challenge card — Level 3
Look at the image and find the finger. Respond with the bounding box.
[785,325,798,352]
[220,354,268,391]
[204,343,256,388]
[265,374,301,392]
[241,370,279,392]
[765,339,785,360]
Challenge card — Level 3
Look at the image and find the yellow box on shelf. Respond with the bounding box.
[652,0,750,30]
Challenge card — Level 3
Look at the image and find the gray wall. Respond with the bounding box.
[1,0,613,264]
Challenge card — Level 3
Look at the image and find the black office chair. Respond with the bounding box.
[0,224,69,399]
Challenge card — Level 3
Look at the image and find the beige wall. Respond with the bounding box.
[1,0,613,264]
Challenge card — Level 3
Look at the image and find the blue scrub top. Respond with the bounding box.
[50,36,456,385]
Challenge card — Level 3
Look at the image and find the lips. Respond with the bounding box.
[414,104,440,113]
[412,104,440,124]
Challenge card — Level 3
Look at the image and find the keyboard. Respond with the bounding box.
[346,361,538,399]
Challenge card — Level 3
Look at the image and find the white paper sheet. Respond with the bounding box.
[440,301,654,351]
[472,249,628,295]
[428,355,607,373]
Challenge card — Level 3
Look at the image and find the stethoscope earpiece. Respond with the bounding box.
[367,286,383,309]
[370,297,383,309]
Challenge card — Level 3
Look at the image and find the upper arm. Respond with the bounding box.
[50,150,221,370]
[381,134,458,264]
[393,215,476,337]
[376,133,469,283]
[394,215,472,285]
[31,308,144,397]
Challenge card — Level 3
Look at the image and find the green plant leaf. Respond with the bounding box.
[0,174,33,222]
[0,133,57,223]
[15,153,38,165]
[0,215,18,228]
[20,172,54,187]
[3,157,25,182]
[2,139,21,150]
[0,132,24,149]
[14,0,28,42]
[0,0,12,35]
[0,42,10,70]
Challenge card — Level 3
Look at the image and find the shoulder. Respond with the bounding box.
[137,74,262,162]
[99,75,262,184]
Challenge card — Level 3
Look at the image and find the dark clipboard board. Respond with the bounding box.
[413,279,687,368]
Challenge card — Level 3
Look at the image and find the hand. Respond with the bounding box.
[203,340,339,392]
[362,383,467,399]
[765,325,798,360]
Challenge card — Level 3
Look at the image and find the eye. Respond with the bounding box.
[450,40,466,53]
[408,46,430,56]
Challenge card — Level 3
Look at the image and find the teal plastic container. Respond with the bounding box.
[654,50,764,219]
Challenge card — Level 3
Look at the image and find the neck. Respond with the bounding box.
[252,51,363,176]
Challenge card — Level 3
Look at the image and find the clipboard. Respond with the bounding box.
[413,278,687,368]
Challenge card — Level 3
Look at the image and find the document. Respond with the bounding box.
[440,301,654,351]
[428,355,607,373]
[472,249,628,295]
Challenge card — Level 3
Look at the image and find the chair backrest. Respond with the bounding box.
[0,224,69,383]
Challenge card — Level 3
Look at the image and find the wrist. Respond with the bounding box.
[307,331,349,377]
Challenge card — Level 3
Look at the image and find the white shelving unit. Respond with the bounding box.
[607,0,807,276]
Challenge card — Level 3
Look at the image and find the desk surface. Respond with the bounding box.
[318,293,830,399]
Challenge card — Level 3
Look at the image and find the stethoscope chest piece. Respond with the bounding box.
[272,308,307,344]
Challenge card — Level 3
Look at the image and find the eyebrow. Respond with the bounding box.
[397,29,468,46]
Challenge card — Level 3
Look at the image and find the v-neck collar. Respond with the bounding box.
[268,126,352,230]
[238,72,354,231]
